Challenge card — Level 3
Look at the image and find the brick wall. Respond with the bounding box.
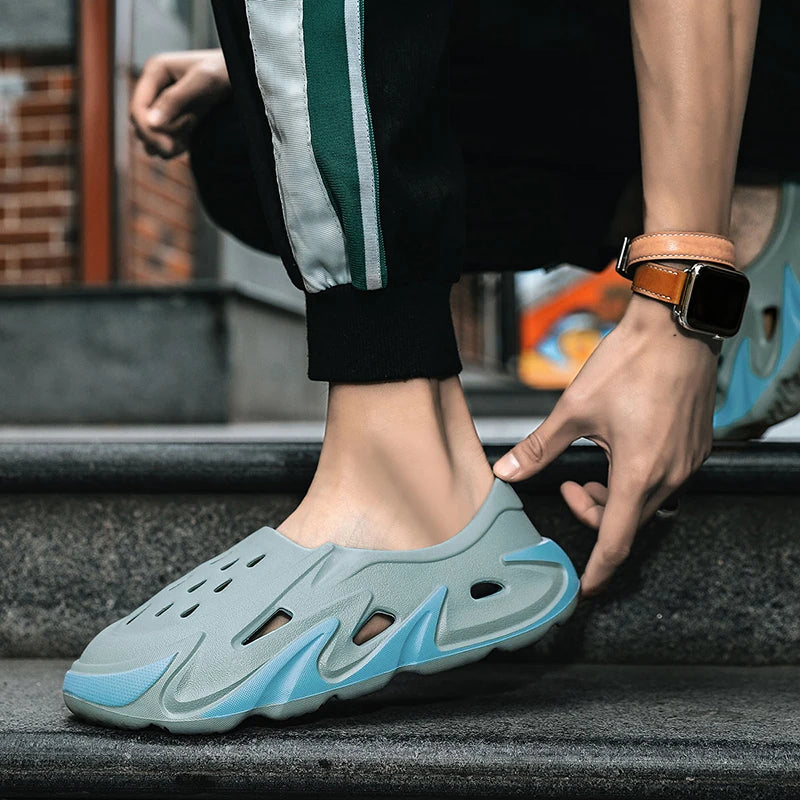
[0,52,197,288]
[0,53,77,286]
[121,115,196,284]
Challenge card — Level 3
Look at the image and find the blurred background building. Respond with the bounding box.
[0,1,78,288]
[1,0,520,425]
[1,0,262,290]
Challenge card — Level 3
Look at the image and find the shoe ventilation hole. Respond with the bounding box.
[180,604,199,618]
[155,603,173,617]
[763,306,778,340]
[187,580,206,593]
[243,609,293,645]
[214,578,232,593]
[125,607,148,625]
[220,559,238,571]
[353,612,395,645]
[470,581,503,600]
[247,554,265,568]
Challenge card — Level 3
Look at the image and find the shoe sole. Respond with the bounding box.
[63,586,579,734]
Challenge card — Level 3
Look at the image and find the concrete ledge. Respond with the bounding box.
[0,284,325,424]
[1,440,799,493]
[1,660,799,799]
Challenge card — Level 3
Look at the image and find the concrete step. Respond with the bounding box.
[1,659,799,799]
[0,285,327,424]
[1,440,798,664]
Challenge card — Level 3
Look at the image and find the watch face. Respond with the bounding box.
[684,265,750,337]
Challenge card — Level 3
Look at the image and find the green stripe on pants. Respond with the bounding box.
[304,0,386,290]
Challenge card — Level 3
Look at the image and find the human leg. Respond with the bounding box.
[212,0,493,550]
[280,378,492,551]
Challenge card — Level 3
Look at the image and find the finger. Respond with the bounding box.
[642,484,682,523]
[560,481,608,529]
[580,471,645,596]
[146,68,222,132]
[130,63,198,158]
[493,403,579,482]
[155,133,189,159]
[138,133,182,160]
[641,461,697,524]
[165,136,189,158]
[130,59,173,134]
[654,495,680,520]
[582,481,609,505]
[134,122,180,158]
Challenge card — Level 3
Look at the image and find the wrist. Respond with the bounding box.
[622,292,678,332]
[621,293,721,356]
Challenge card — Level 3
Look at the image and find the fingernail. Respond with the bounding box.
[493,452,520,480]
[147,107,164,126]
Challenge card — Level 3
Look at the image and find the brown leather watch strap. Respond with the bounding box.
[627,231,735,270]
[631,261,688,304]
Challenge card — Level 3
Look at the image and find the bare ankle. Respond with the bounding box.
[278,377,492,550]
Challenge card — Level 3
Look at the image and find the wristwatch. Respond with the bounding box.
[616,231,750,339]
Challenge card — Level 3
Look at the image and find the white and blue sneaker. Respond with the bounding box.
[715,182,800,439]
[62,480,578,733]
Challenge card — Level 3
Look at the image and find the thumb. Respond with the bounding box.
[146,77,196,131]
[147,66,225,132]
[493,405,578,482]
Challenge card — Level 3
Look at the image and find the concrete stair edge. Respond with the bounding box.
[1,440,799,493]
[2,660,799,800]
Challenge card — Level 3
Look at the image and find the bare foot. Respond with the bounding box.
[275,376,493,642]
[279,376,493,553]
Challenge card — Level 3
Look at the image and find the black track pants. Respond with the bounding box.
[209,0,463,383]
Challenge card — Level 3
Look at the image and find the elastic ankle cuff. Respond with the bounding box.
[305,282,462,382]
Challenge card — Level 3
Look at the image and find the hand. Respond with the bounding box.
[129,49,230,159]
[493,293,718,596]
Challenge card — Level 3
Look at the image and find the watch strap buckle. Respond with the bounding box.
[615,236,633,279]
